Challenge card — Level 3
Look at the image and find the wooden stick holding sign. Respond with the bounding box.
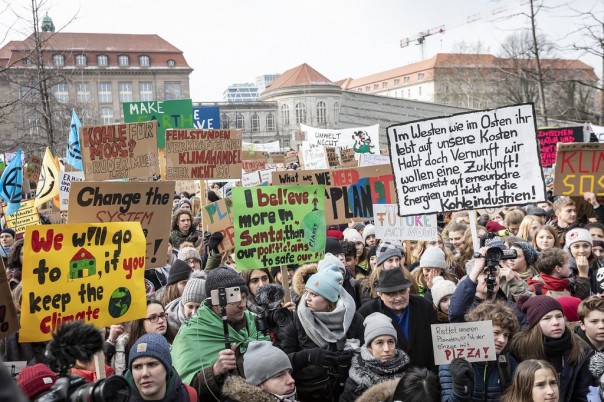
[280,266,292,304]
[94,350,106,380]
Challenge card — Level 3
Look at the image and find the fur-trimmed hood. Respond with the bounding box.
[222,375,275,402]
[292,263,318,298]
[355,378,398,402]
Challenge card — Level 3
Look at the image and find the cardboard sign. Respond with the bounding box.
[24,154,43,181]
[68,181,175,268]
[359,153,391,167]
[373,204,438,241]
[326,147,339,167]
[232,185,326,269]
[273,165,396,224]
[242,160,268,173]
[431,321,496,365]
[174,180,199,196]
[340,148,358,167]
[0,259,19,340]
[300,143,328,170]
[79,121,160,181]
[4,200,41,235]
[201,197,234,252]
[59,171,85,211]
[123,99,194,148]
[386,104,546,217]
[242,141,281,153]
[302,124,380,158]
[21,223,147,342]
[553,143,604,196]
[242,168,276,187]
[165,129,242,180]
[537,126,584,168]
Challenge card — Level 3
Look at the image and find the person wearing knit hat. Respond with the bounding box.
[565,228,595,286]
[154,259,193,307]
[363,224,376,247]
[375,241,403,269]
[413,247,457,300]
[305,265,343,303]
[171,265,269,399]
[588,352,604,401]
[165,271,206,329]
[326,226,344,241]
[177,198,192,211]
[557,295,581,323]
[0,227,15,264]
[485,220,507,234]
[343,228,363,244]
[177,246,202,271]
[17,363,57,400]
[510,295,592,402]
[325,237,345,259]
[593,240,604,265]
[125,333,197,401]
[506,241,540,291]
[431,276,457,323]
[363,312,398,348]
[353,221,365,233]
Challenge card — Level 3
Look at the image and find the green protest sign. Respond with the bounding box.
[232,185,326,270]
[123,99,194,148]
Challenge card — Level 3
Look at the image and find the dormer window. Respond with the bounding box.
[118,55,129,66]
[75,54,87,66]
[97,55,108,67]
[139,55,150,66]
[167,59,175,67]
[53,54,64,66]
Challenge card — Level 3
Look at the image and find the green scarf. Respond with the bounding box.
[171,301,268,384]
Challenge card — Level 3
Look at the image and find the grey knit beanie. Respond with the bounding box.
[363,312,397,347]
[129,333,172,373]
[181,271,206,304]
[419,247,447,269]
[244,341,292,386]
[376,241,403,266]
[205,265,248,295]
[167,259,192,285]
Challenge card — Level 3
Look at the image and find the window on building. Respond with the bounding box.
[139,82,153,101]
[98,82,112,103]
[53,54,64,66]
[365,86,370,92]
[97,55,108,67]
[283,138,290,148]
[236,113,245,129]
[23,57,32,65]
[403,76,409,84]
[27,116,40,137]
[394,78,400,86]
[118,82,133,103]
[100,107,114,124]
[266,113,275,131]
[167,59,176,67]
[418,73,425,81]
[164,82,181,100]
[118,55,129,67]
[281,104,290,125]
[75,54,87,67]
[221,113,230,129]
[295,102,306,124]
[251,113,260,132]
[76,83,91,103]
[333,102,339,124]
[357,88,363,92]
[139,55,150,67]
[373,84,379,90]
[316,101,326,124]
[53,83,69,103]
[382,82,388,89]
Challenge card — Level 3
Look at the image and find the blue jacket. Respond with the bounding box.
[439,353,517,402]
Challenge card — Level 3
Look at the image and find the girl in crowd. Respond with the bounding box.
[565,228,601,294]
[170,209,196,249]
[410,234,458,277]
[165,271,206,329]
[518,215,543,242]
[240,268,274,314]
[154,259,192,307]
[412,247,457,300]
[501,359,559,402]
[177,245,203,272]
[431,276,457,323]
[499,241,539,301]
[444,222,467,255]
[532,225,560,252]
[510,296,592,402]
[112,300,177,376]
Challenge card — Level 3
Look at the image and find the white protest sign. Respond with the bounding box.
[591,124,604,143]
[242,168,276,187]
[242,141,281,153]
[431,321,496,366]
[301,124,380,159]
[59,171,85,211]
[386,103,546,217]
[373,204,438,241]
[359,153,390,167]
[300,143,328,170]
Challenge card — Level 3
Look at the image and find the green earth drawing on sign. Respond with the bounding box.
[108,287,132,318]
[302,209,326,252]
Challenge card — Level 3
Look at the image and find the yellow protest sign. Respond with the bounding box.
[4,199,41,235]
[21,222,146,342]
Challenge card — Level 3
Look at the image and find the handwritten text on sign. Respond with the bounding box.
[537,126,584,168]
[373,204,438,241]
[201,197,235,252]
[431,320,496,365]
[553,143,604,197]
[386,104,546,217]
[20,223,146,342]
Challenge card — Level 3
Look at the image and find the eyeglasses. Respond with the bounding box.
[185,258,200,265]
[250,275,269,285]
[145,312,167,323]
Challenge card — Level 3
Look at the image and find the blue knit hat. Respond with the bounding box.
[305,267,342,303]
[129,333,172,373]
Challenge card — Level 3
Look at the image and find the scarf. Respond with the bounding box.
[544,329,572,358]
[272,388,298,402]
[348,347,409,392]
[540,273,570,291]
[171,301,268,384]
[164,296,188,330]
[297,288,356,348]
[0,246,9,258]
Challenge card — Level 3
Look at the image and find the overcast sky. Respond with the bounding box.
[1,0,602,102]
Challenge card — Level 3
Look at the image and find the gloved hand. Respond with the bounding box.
[208,232,224,253]
[337,350,354,366]
[450,358,473,396]
[293,348,339,368]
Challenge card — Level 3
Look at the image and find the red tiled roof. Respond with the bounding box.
[265,63,337,91]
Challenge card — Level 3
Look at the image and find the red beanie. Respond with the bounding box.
[519,295,563,329]
[485,221,506,233]
[556,296,581,323]
[17,363,57,398]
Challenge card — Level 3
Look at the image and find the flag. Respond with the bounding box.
[66,108,83,170]
[0,149,23,215]
[34,147,60,208]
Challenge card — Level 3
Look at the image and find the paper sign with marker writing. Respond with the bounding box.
[387,103,546,217]
[553,143,604,197]
[373,204,438,241]
[59,171,85,211]
[21,223,147,342]
[537,126,585,168]
[431,321,496,365]
[3,199,40,235]
[201,197,235,252]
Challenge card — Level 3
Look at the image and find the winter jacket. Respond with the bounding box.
[555,341,594,402]
[170,228,195,250]
[354,378,399,402]
[111,333,129,376]
[439,353,518,402]
[125,365,196,402]
[526,273,590,300]
[358,296,438,371]
[499,266,538,301]
[222,375,298,402]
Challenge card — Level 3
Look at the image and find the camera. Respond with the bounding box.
[256,306,292,333]
[39,375,130,402]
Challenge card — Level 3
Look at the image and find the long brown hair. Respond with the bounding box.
[501,359,558,402]
[509,323,586,366]
[159,283,182,307]
[126,300,176,354]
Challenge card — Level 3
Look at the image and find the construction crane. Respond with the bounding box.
[400,25,445,60]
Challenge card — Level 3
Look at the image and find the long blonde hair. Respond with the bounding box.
[517,215,541,242]
[501,360,558,402]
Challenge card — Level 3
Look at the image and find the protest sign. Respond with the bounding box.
[359,153,390,167]
[174,180,199,196]
[0,259,19,340]
[232,185,326,269]
[340,148,357,167]
[79,121,160,181]
[301,124,380,158]
[326,147,339,167]
[165,129,242,180]
[193,106,220,129]
[123,99,194,148]
[553,143,604,197]
[373,204,438,241]
[273,165,396,224]
[59,171,85,211]
[21,223,146,342]
[387,104,546,217]
[431,321,496,365]
[68,181,175,268]
[537,126,584,168]
[300,143,328,170]
[242,141,281,153]
[4,199,40,235]
[242,159,268,173]
[44,210,66,224]
[24,154,43,181]
[242,168,276,187]
[592,124,604,143]
[201,197,234,252]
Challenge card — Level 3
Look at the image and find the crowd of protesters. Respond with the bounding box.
[2,181,604,402]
